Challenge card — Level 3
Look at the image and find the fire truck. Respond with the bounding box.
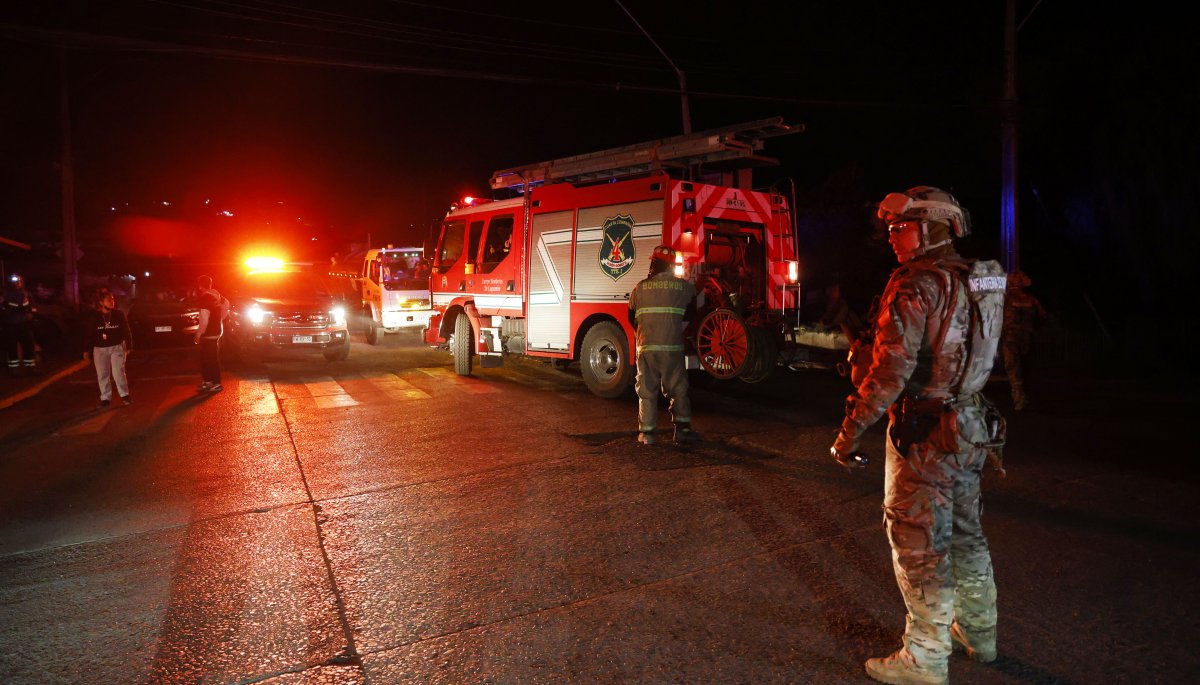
[423,118,817,398]
[358,246,434,344]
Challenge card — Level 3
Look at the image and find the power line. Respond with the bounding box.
[0,23,977,110]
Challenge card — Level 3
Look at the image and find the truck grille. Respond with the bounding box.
[271,312,330,327]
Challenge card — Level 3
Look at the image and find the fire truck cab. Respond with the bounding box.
[424,118,804,397]
[359,246,434,344]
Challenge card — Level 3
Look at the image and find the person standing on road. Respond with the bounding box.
[82,288,133,407]
[194,275,229,393]
[628,245,699,445]
[830,187,1007,685]
[3,274,38,375]
[1001,270,1047,411]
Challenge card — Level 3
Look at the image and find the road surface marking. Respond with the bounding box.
[416,367,500,394]
[370,373,430,400]
[238,377,279,415]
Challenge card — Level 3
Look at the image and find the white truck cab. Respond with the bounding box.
[360,246,435,344]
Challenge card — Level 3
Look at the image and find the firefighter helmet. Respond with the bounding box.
[650,245,675,263]
[877,186,971,239]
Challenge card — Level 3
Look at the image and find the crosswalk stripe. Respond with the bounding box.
[416,367,500,394]
[239,377,279,415]
[303,378,346,398]
[314,394,359,409]
[370,373,430,400]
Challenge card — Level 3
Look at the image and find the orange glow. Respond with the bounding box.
[245,256,285,272]
[463,196,476,206]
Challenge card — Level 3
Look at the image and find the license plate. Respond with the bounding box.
[292,335,313,343]
[155,325,172,332]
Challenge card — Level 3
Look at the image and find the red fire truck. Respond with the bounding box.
[423,118,812,397]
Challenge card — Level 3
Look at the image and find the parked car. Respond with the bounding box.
[224,262,350,362]
[127,288,201,349]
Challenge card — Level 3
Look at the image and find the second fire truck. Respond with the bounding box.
[423,118,806,397]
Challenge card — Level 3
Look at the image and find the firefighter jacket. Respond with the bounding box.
[627,271,697,353]
[843,250,1006,440]
[3,285,33,325]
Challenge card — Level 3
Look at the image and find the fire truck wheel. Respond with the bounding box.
[452,312,474,376]
[365,322,381,345]
[740,328,778,384]
[581,321,633,398]
[696,308,750,380]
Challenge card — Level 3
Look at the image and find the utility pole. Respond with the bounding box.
[1000,0,1019,273]
[60,48,79,308]
[614,1,691,134]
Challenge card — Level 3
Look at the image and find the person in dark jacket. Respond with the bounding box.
[193,275,229,393]
[4,274,38,374]
[627,245,698,445]
[82,288,133,407]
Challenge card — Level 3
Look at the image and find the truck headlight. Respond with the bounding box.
[330,306,346,326]
[247,304,266,324]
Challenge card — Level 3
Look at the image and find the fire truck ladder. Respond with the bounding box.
[489,117,803,191]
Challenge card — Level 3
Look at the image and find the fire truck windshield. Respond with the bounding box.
[436,220,465,273]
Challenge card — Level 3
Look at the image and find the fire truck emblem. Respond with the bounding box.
[599,214,636,281]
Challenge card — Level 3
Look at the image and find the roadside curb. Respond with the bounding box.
[0,360,89,411]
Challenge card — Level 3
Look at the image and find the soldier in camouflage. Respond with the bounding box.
[628,245,699,445]
[830,187,1006,685]
[1001,270,1047,411]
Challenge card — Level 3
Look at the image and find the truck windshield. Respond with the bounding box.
[381,252,427,290]
[436,221,465,273]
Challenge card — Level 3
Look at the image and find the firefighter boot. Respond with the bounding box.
[950,621,997,663]
[673,423,701,443]
[637,432,656,445]
[864,648,948,685]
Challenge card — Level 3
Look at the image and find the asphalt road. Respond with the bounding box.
[0,334,1194,684]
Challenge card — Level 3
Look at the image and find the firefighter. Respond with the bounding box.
[3,274,38,374]
[628,245,699,445]
[1002,270,1047,411]
[830,187,1006,685]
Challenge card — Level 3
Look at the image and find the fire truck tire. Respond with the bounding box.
[452,312,473,376]
[740,328,778,384]
[696,308,750,380]
[365,322,381,345]
[581,321,633,398]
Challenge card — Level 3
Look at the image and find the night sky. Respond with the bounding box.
[1,2,1194,353]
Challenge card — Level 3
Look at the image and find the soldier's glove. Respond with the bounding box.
[830,419,869,470]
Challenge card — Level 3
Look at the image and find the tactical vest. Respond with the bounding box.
[945,259,1006,396]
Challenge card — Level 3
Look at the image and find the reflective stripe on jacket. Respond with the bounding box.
[628,272,696,353]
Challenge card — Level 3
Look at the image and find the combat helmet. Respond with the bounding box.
[877,186,971,257]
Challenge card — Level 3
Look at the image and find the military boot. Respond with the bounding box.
[673,423,701,443]
[950,621,997,663]
[864,648,948,685]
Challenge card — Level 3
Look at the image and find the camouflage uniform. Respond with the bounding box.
[839,247,1005,679]
[628,269,696,441]
[1001,272,1046,411]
